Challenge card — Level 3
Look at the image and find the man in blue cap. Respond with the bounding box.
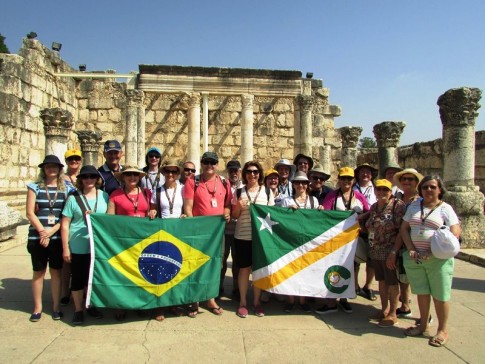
[98,140,124,195]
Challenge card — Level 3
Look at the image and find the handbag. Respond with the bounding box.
[430,225,460,259]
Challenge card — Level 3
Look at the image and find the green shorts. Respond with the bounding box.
[403,252,454,302]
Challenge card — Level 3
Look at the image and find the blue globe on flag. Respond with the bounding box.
[138,241,183,284]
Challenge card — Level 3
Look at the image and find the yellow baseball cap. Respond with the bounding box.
[375,179,392,190]
[338,166,354,178]
[64,149,82,159]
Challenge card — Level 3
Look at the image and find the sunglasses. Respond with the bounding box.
[400,176,416,182]
[82,174,99,179]
[312,176,326,181]
[124,172,140,177]
[375,187,390,192]
[201,160,217,166]
[164,169,179,174]
[228,168,239,173]
[148,154,160,159]
[421,185,438,190]
[184,168,196,173]
[293,181,309,185]
[245,169,260,175]
[66,156,82,162]
[339,176,353,181]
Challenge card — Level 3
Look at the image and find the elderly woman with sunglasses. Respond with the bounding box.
[400,176,460,347]
[61,165,109,325]
[108,166,152,320]
[362,179,406,327]
[232,161,275,318]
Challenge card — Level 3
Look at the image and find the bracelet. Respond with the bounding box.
[390,250,397,255]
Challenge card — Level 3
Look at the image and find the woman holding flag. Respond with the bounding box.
[232,161,274,318]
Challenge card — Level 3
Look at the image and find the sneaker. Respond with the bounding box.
[338,300,353,313]
[315,305,338,315]
[29,312,42,322]
[60,296,70,306]
[52,311,64,320]
[72,311,84,325]
[236,306,248,318]
[284,303,294,313]
[396,308,412,317]
[86,307,103,319]
[299,303,312,313]
[254,305,265,317]
[378,316,398,328]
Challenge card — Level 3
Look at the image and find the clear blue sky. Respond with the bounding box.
[2,0,485,145]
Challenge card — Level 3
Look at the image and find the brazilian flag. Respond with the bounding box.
[86,214,224,309]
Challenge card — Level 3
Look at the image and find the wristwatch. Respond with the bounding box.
[390,249,397,255]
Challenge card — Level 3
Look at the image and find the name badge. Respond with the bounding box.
[211,198,218,208]
[47,214,56,225]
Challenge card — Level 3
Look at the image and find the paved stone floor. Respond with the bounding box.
[1,227,484,363]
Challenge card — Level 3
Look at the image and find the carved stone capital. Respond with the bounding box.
[373,121,406,148]
[241,94,254,109]
[75,130,102,152]
[339,126,363,148]
[40,108,74,138]
[125,89,144,106]
[438,87,481,127]
[188,92,201,108]
[298,95,314,112]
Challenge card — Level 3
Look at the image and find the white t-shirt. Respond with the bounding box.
[403,200,459,252]
[281,196,319,210]
[150,181,184,218]
[353,183,377,206]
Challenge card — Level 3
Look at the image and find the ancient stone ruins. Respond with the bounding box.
[0,38,484,247]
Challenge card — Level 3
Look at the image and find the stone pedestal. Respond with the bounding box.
[75,130,102,166]
[298,95,314,157]
[40,108,74,160]
[373,121,406,178]
[241,94,254,164]
[187,93,201,170]
[125,90,144,166]
[0,201,23,242]
[339,126,362,168]
[438,87,484,248]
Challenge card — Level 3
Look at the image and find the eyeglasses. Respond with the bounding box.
[421,185,438,190]
[124,172,140,177]
[245,169,260,175]
[375,187,390,192]
[184,168,196,173]
[66,156,81,162]
[400,176,416,182]
[148,154,160,159]
[267,175,279,180]
[164,169,179,174]
[312,176,326,181]
[201,160,217,166]
[82,174,98,179]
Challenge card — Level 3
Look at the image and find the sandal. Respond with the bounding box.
[207,306,223,316]
[188,303,199,318]
[429,333,448,347]
[361,287,377,301]
[404,326,429,337]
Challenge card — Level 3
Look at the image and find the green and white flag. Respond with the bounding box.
[86,214,224,309]
[250,205,360,298]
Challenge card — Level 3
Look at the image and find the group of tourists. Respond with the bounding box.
[26,139,460,348]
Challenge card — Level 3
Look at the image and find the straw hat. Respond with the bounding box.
[393,168,424,190]
[114,166,146,180]
[308,164,331,181]
[160,159,182,174]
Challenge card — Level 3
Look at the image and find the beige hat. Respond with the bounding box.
[160,159,182,174]
[309,164,331,181]
[393,168,424,191]
[114,166,146,180]
[291,171,310,182]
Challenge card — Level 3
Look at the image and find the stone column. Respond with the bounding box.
[137,93,146,168]
[75,130,102,166]
[319,144,332,174]
[40,108,74,160]
[373,121,406,178]
[241,94,254,164]
[187,93,201,170]
[125,90,144,166]
[298,95,314,157]
[339,126,362,168]
[438,87,485,248]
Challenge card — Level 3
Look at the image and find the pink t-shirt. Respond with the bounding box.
[109,188,152,217]
[183,175,232,216]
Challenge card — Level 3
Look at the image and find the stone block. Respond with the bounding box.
[89,98,114,109]
[78,109,89,122]
[97,110,108,122]
[108,108,122,122]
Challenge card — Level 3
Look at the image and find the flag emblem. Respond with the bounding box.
[324,265,351,294]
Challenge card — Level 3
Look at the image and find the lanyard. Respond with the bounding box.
[335,189,353,211]
[420,200,442,225]
[278,182,289,195]
[145,172,161,191]
[203,175,218,196]
[294,194,308,209]
[81,190,98,213]
[164,183,177,215]
[124,187,140,214]
[45,186,58,215]
[245,186,262,204]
